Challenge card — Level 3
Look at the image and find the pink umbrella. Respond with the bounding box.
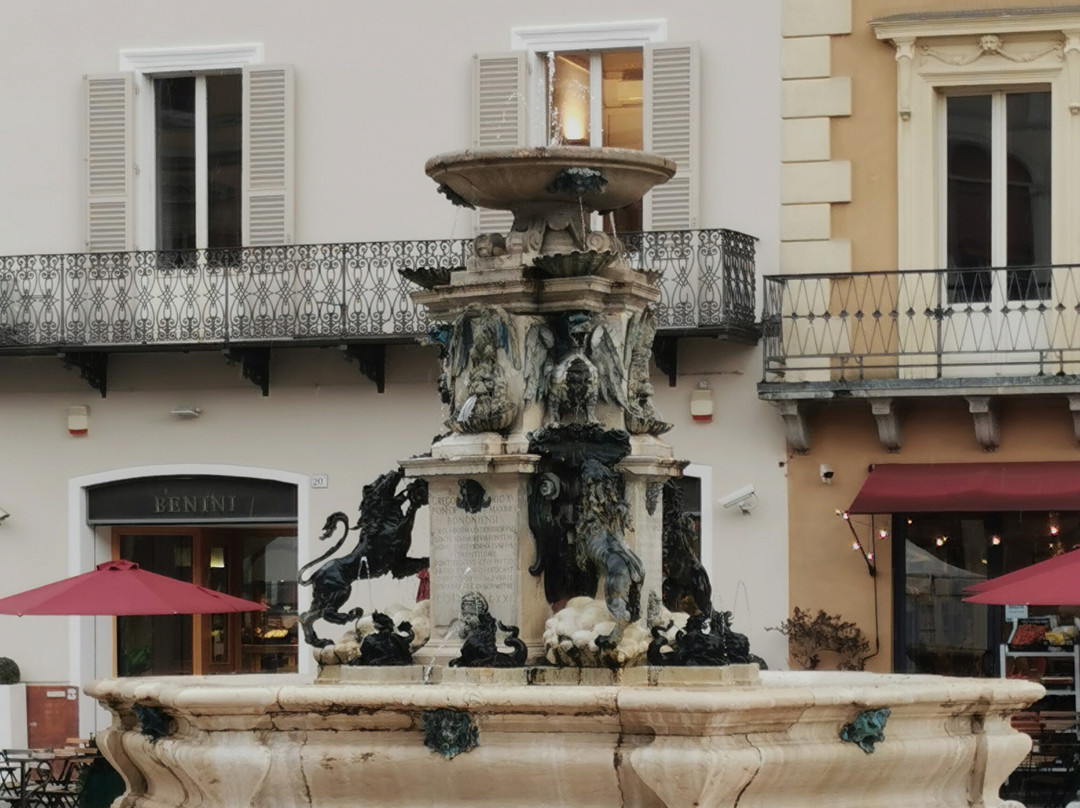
[965,548,1080,595]
[964,550,1080,606]
[0,560,266,616]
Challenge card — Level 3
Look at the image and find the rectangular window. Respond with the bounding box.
[544,48,644,233]
[946,90,1051,304]
[154,74,242,254]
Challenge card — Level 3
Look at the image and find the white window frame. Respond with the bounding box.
[117,44,264,250]
[871,14,1080,270]
[937,87,1053,302]
[510,20,666,147]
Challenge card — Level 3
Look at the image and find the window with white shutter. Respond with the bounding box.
[243,65,294,246]
[85,74,134,252]
[88,47,291,251]
[472,53,526,234]
[475,30,697,235]
[644,42,699,230]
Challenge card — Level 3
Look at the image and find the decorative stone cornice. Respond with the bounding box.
[872,8,1080,41]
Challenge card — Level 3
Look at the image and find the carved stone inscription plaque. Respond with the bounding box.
[430,485,519,628]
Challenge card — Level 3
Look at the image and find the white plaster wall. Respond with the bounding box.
[0,0,780,275]
[0,0,787,684]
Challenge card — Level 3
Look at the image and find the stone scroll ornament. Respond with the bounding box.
[298,468,429,649]
[424,306,519,435]
[527,424,644,646]
[448,592,527,668]
[524,309,670,434]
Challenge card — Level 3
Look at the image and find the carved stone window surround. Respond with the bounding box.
[871,13,1080,271]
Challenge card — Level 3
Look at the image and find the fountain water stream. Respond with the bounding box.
[86,146,1041,808]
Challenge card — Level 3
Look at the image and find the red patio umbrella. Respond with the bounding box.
[965,548,1080,595]
[0,560,266,616]
[964,550,1080,606]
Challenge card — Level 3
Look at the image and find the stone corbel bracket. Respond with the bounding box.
[966,396,1000,452]
[1066,395,1080,444]
[893,37,915,121]
[776,401,811,454]
[1066,30,1080,114]
[870,398,902,452]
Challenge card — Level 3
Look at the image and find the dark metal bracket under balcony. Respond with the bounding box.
[758,265,1080,453]
[0,231,759,396]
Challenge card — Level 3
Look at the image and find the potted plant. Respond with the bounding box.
[0,657,27,748]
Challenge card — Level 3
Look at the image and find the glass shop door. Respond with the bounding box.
[114,526,298,676]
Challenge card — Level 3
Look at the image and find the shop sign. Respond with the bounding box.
[87,476,297,525]
[1004,604,1029,621]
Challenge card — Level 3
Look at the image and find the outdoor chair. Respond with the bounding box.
[22,755,93,808]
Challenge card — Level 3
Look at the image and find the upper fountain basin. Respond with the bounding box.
[426,147,676,213]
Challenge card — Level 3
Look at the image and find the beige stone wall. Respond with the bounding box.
[788,398,1079,672]
[832,0,1063,272]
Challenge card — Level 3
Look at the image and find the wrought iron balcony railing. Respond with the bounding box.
[0,229,756,352]
[762,266,1080,384]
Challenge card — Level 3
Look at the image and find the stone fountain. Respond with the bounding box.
[87,146,1041,808]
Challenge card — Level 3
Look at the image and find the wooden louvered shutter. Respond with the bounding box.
[644,43,699,230]
[243,65,294,246]
[472,53,526,234]
[85,74,133,252]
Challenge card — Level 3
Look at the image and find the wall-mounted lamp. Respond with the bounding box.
[0,508,10,524]
[819,464,835,484]
[719,484,757,514]
[170,406,202,419]
[691,380,714,423]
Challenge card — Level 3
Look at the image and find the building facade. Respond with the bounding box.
[0,1,784,739]
[771,0,1080,676]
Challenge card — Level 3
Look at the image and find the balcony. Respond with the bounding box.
[757,266,1080,451]
[0,228,758,395]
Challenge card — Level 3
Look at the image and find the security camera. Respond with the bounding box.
[719,485,757,514]
[0,508,9,523]
[819,464,835,484]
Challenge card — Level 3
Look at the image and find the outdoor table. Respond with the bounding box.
[0,748,96,808]
[0,749,57,808]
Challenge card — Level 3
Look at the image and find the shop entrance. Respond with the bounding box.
[85,474,300,677]
[114,526,299,676]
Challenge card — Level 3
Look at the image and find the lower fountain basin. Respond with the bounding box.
[87,670,1040,807]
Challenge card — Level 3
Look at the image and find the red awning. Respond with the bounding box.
[848,462,1080,514]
